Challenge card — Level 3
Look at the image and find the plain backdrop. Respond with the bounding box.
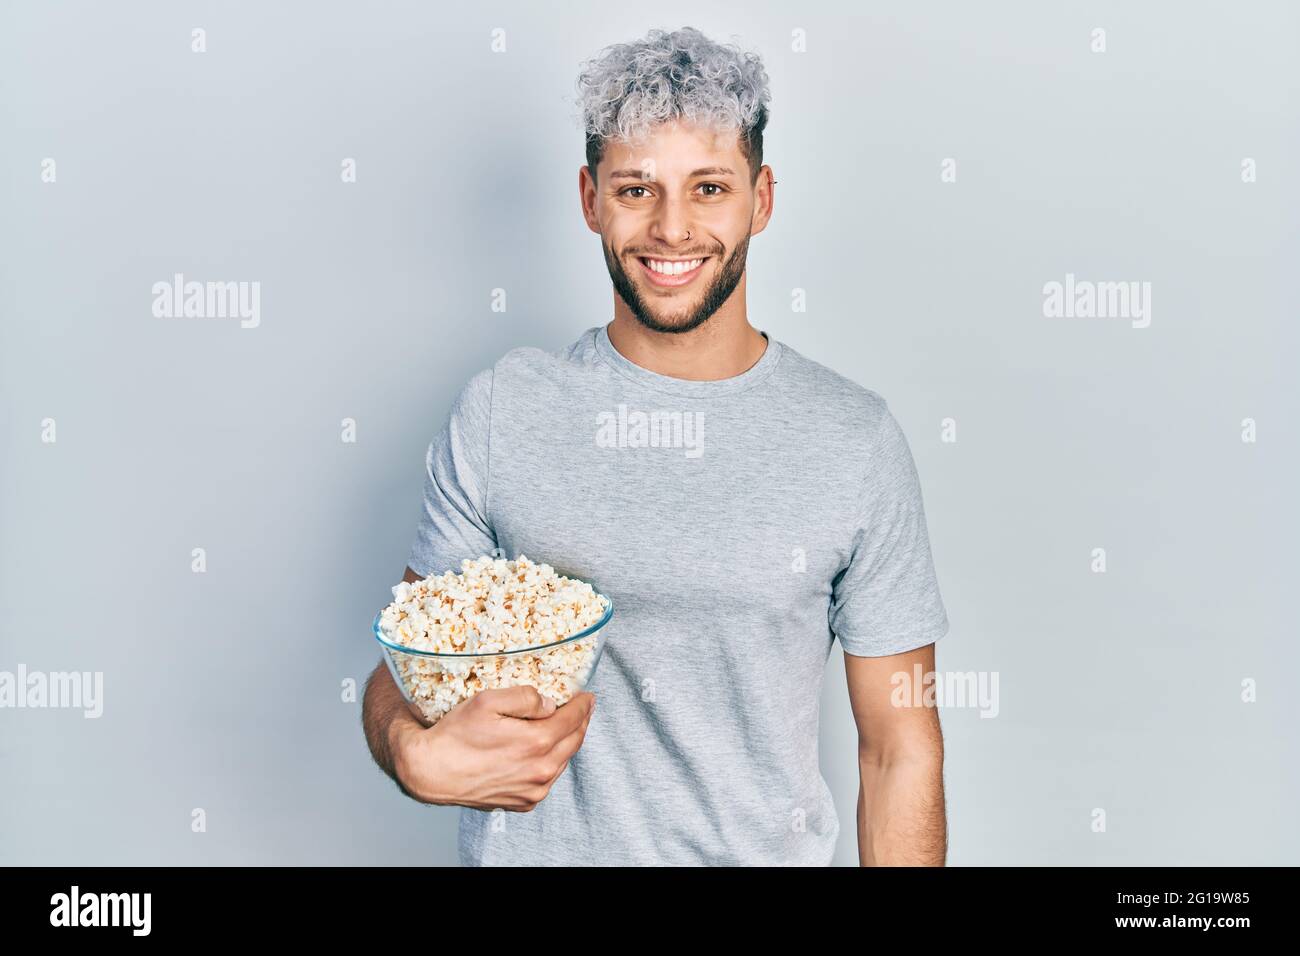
[1,0,1297,865]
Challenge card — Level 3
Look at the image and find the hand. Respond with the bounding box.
[392,686,597,811]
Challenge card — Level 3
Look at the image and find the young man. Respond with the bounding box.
[363,26,951,866]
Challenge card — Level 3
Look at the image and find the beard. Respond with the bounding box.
[602,233,750,335]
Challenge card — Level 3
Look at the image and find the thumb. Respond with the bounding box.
[491,684,556,720]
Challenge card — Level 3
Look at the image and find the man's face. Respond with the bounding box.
[585,120,766,335]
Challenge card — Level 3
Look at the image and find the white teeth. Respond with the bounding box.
[645,258,703,275]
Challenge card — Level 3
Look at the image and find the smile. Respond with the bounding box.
[637,256,710,287]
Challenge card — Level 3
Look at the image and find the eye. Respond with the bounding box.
[698,183,726,197]
[619,185,651,199]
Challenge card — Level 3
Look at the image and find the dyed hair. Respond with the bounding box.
[575,27,772,185]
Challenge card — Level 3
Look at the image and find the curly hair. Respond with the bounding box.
[574,27,772,184]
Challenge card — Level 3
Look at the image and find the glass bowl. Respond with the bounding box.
[373,585,614,727]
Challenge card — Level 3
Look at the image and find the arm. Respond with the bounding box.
[845,642,947,866]
[362,567,597,810]
[362,569,436,800]
[829,403,950,864]
[363,661,435,799]
[364,370,596,810]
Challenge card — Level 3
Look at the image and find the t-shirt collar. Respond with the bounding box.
[592,322,783,397]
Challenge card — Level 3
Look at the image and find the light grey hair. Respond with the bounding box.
[575,27,771,183]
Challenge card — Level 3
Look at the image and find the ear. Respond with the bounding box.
[579,165,602,234]
[750,164,775,236]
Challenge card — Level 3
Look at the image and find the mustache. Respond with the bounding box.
[628,249,718,259]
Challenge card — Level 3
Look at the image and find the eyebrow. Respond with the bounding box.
[607,166,737,181]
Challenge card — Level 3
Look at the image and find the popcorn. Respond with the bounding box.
[377,555,610,725]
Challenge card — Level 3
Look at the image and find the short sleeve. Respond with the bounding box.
[405,367,498,577]
[829,405,950,657]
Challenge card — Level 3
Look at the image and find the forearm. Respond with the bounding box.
[855,744,947,866]
[362,662,429,798]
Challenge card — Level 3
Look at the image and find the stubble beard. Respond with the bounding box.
[602,233,751,335]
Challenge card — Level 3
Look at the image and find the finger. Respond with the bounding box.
[538,691,595,743]
[484,684,557,720]
[546,696,596,764]
[541,713,595,790]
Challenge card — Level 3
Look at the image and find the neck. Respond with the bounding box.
[607,276,767,381]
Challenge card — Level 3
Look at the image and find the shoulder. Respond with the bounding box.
[449,365,494,421]
[446,328,600,425]
[773,343,927,504]
[498,326,599,370]
[478,326,602,393]
[770,338,896,444]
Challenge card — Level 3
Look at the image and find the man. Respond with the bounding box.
[362,26,951,866]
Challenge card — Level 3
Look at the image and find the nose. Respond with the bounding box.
[648,195,694,248]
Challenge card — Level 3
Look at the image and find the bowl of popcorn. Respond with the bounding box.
[373,554,614,727]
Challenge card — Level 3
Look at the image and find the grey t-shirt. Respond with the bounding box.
[405,324,949,865]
